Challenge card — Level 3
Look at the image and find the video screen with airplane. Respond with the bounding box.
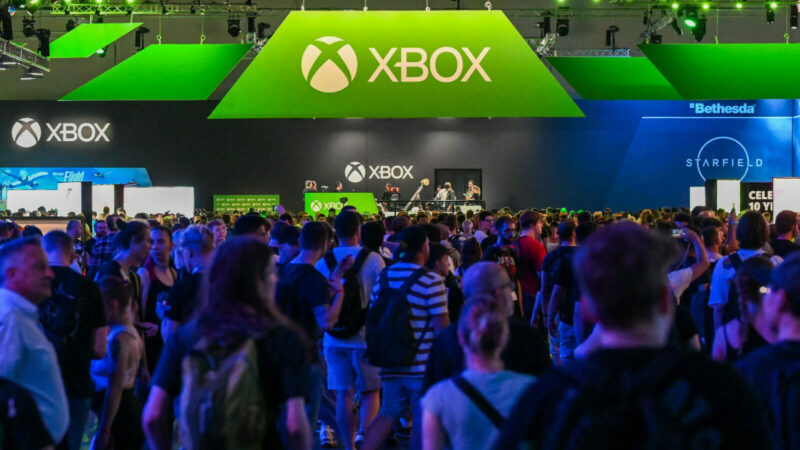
[0,167,153,200]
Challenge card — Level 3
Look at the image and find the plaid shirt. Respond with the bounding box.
[88,232,115,272]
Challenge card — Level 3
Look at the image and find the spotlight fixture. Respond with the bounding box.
[189,4,195,13]
[96,46,107,57]
[683,6,698,28]
[537,11,552,37]
[134,25,148,49]
[766,4,775,23]
[605,25,619,49]
[22,17,35,37]
[691,17,706,41]
[35,28,50,57]
[256,21,270,39]
[670,17,684,35]
[792,4,798,28]
[556,9,569,36]
[227,18,240,38]
[65,19,75,31]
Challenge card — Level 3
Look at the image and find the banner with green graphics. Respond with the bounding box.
[213,195,280,212]
[305,193,378,216]
[210,10,583,119]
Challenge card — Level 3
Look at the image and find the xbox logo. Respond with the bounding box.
[345,161,366,183]
[310,200,323,212]
[301,36,358,93]
[11,118,41,148]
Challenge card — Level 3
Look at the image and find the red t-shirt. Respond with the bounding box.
[516,235,547,295]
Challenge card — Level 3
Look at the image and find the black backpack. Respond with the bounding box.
[365,267,429,368]
[542,352,721,450]
[324,248,371,339]
[38,274,84,356]
[722,253,744,323]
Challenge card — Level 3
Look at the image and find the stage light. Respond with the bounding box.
[35,28,50,57]
[671,2,679,9]
[736,2,743,8]
[670,17,684,35]
[227,18,240,38]
[691,17,706,41]
[606,25,619,48]
[766,4,775,23]
[96,46,107,57]
[134,25,148,49]
[256,22,270,39]
[556,17,569,36]
[770,2,778,8]
[792,5,799,28]
[65,18,75,31]
[702,2,709,9]
[684,6,698,27]
[22,17,35,37]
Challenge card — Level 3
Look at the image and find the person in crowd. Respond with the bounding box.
[232,213,271,243]
[39,231,108,450]
[315,211,385,450]
[66,219,84,273]
[457,237,483,278]
[711,256,776,363]
[0,238,69,446]
[421,296,536,450]
[361,220,394,263]
[703,223,724,262]
[483,216,522,317]
[516,211,546,325]
[493,222,773,450]
[143,237,313,450]
[90,276,146,450]
[770,210,800,259]
[88,215,120,280]
[85,219,109,274]
[667,227,709,351]
[276,221,352,447]
[0,377,55,449]
[427,243,464,324]
[424,262,551,390]
[162,225,214,341]
[137,225,177,374]
[206,218,228,248]
[544,221,560,253]
[461,218,475,239]
[361,226,449,450]
[535,220,576,361]
[709,211,782,331]
[737,252,800,450]
[474,211,494,245]
[275,224,302,269]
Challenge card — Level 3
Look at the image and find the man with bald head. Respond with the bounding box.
[0,238,69,445]
[423,262,552,391]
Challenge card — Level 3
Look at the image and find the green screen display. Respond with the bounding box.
[305,193,378,216]
[50,23,142,59]
[213,194,280,212]
[61,44,252,101]
[547,57,682,100]
[640,43,800,100]
[211,11,583,119]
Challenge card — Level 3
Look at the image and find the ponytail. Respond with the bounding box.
[457,295,509,359]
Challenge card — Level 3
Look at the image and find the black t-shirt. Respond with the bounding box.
[770,239,800,259]
[551,250,580,326]
[737,340,800,449]
[38,266,107,398]
[275,263,331,344]
[152,321,311,447]
[541,246,575,277]
[0,378,53,449]
[423,317,553,391]
[163,271,203,324]
[483,242,520,283]
[494,347,773,450]
[480,235,499,253]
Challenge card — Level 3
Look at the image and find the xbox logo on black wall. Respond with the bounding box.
[345,161,366,183]
[301,37,358,93]
[11,118,41,148]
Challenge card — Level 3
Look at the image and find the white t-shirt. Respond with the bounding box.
[316,246,385,348]
[475,230,489,244]
[708,249,783,307]
[667,267,694,302]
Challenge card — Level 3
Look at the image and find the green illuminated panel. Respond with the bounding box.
[640,44,800,100]
[49,23,142,58]
[61,44,252,101]
[547,56,682,100]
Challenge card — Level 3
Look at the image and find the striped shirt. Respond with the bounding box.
[370,262,448,378]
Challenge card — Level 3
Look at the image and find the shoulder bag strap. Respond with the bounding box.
[452,373,505,428]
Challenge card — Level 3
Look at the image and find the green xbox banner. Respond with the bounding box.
[305,193,378,215]
[214,194,281,212]
[210,11,583,119]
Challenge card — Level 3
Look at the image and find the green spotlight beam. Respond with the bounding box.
[640,43,800,100]
[547,56,682,100]
[61,44,252,101]
[49,23,142,58]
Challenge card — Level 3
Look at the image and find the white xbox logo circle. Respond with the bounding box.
[310,200,323,212]
[11,118,41,148]
[301,36,358,93]
[345,161,366,183]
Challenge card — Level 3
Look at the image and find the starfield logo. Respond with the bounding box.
[689,102,755,115]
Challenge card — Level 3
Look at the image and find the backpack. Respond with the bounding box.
[766,346,800,450]
[38,273,83,356]
[365,267,429,368]
[542,351,720,450]
[324,248,371,339]
[722,253,744,323]
[179,336,267,450]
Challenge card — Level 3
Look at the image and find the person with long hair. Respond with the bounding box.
[712,256,777,363]
[421,295,535,450]
[143,237,313,450]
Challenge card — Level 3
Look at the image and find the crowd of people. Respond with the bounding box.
[0,202,799,449]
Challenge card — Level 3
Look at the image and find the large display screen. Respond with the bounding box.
[0,167,152,200]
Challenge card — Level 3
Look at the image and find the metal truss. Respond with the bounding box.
[0,38,49,71]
